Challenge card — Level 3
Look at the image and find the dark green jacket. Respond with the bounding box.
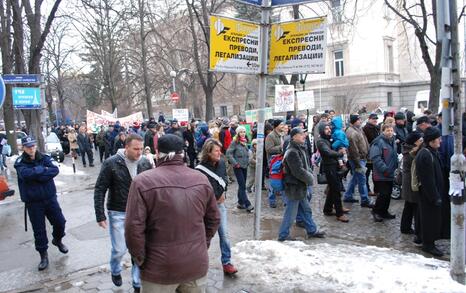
[283,141,313,200]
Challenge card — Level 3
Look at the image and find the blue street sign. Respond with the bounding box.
[2,74,41,84]
[12,87,42,109]
[0,76,5,108]
[237,0,319,6]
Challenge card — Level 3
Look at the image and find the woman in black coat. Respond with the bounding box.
[400,132,423,242]
[415,127,444,257]
[316,123,349,223]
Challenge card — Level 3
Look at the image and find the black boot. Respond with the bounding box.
[38,251,49,271]
[52,238,69,254]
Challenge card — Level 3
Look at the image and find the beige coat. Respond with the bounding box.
[67,132,79,149]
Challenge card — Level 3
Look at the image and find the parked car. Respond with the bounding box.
[45,132,65,162]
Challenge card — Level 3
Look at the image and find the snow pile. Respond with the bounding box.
[232,240,466,292]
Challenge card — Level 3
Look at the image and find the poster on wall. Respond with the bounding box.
[274,85,295,113]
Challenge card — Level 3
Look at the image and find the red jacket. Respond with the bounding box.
[125,156,220,284]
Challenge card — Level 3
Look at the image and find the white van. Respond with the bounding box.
[413,90,429,116]
[413,90,444,115]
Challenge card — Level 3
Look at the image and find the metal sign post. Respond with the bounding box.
[253,0,271,240]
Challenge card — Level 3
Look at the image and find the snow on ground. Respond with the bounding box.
[232,240,466,293]
[59,164,85,176]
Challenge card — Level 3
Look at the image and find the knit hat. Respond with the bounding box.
[272,119,284,128]
[157,134,184,154]
[394,112,406,121]
[148,122,157,129]
[236,125,247,134]
[423,127,441,144]
[405,132,423,145]
[368,113,378,120]
[416,115,431,125]
[350,114,360,124]
[290,127,305,138]
[291,118,303,128]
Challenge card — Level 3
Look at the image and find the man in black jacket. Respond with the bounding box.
[94,134,152,292]
[415,127,444,257]
[363,113,380,196]
[394,112,408,154]
[143,122,157,154]
[278,127,325,241]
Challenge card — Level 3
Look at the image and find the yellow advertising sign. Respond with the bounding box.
[210,15,261,74]
[269,17,327,75]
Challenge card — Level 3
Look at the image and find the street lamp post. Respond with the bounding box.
[53,97,58,126]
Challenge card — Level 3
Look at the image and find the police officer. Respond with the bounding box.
[14,136,68,271]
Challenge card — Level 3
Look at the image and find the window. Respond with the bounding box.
[332,0,343,23]
[387,92,393,107]
[387,44,394,73]
[334,51,344,77]
[220,106,228,117]
[233,104,241,114]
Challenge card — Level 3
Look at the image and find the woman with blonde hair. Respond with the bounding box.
[226,126,253,212]
[67,128,79,159]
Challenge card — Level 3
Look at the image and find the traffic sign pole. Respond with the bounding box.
[253,0,271,240]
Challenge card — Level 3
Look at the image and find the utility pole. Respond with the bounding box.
[253,0,271,240]
[438,0,466,284]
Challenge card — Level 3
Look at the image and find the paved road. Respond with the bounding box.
[0,151,450,292]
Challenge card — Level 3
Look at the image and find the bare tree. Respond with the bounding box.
[186,0,226,121]
[10,0,63,150]
[76,0,128,112]
[43,17,78,124]
[384,0,443,112]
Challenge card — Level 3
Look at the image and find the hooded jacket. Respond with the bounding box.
[316,124,340,167]
[283,140,313,200]
[94,150,152,222]
[401,143,420,203]
[369,134,398,181]
[331,116,349,150]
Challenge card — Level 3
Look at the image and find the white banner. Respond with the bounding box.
[172,108,189,122]
[275,85,295,113]
[296,90,315,110]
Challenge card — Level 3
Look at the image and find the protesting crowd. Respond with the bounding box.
[12,107,460,292]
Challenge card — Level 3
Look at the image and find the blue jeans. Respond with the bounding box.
[268,185,283,206]
[278,195,317,240]
[108,210,141,288]
[234,168,251,208]
[217,203,231,265]
[296,186,312,223]
[344,160,369,203]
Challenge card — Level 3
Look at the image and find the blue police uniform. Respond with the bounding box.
[15,151,66,253]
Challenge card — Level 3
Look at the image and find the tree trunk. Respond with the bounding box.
[1,0,18,153]
[138,0,152,119]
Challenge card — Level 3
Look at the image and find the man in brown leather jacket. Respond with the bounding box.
[125,134,220,292]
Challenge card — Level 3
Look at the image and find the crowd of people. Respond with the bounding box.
[12,107,460,292]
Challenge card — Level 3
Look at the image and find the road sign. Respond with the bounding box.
[2,74,41,84]
[269,17,327,75]
[210,15,261,74]
[170,92,180,102]
[0,76,5,108]
[236,0,320,7]
[12,87,42,109]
